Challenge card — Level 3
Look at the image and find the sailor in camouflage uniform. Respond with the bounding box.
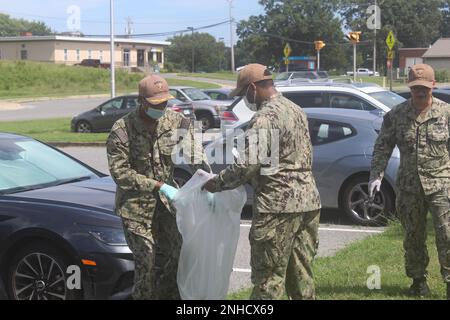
[107,75,210,300]
[370,64,450,299]
[203,64,321,300]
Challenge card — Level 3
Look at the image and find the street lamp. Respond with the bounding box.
[187,27,195,73]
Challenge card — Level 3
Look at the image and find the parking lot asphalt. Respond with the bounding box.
[60,146,385,294]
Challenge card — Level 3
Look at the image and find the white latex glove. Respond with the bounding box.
[368,179,382,198]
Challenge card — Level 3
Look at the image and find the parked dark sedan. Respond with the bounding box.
[0,133,133,300]
[396,89,450,104]
[71,95,195,133]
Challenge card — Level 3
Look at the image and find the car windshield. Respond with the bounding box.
[0,138,97,194]
[317,71,329,79]
[275,72,291,81]
[182,88,211,101]
[368,91,406,109]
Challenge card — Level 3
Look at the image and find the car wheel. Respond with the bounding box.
[7,242,82,300]
[76,121,92,133]
[340,175,395,226]
[174,170,192,188]
[196,112,214,131]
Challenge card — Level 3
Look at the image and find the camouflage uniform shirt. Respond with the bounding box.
[371,98,450,195]
[209,94,321,214]
[107,108,210,223]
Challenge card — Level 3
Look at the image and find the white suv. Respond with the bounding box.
[223,83,406,130]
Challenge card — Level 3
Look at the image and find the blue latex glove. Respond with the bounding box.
[159,184,178,201]
[206,192,216,211]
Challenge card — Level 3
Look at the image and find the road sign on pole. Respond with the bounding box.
[387,50,394,60]
[284,43,292,58]
[386,31,396,50]
[284,43,292,72]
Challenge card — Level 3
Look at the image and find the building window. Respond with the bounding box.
[20,50,28,60]
[156,52,162,63]
[76,49,80,61]
[99,50,103,62]
[64,49,68,61]
[88,49,92,59]
[123,49,130,67]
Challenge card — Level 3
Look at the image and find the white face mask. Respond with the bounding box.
[244,84,258,111]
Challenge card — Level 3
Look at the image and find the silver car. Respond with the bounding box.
[169,86,231,131]
[174,108,399,226]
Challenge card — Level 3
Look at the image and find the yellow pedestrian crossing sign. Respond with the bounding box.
[386,31,396,50]
[284,43,292,58]
[387,50,394,60]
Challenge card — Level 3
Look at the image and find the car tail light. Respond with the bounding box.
[221,111,238,122]
[170,105,182,113]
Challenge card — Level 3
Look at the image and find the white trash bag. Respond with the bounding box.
[173,169,247,300]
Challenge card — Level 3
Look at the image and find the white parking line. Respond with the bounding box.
[240,224,383,234]
[319,227,384,234]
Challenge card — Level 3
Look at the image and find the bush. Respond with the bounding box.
[435,70,450,83]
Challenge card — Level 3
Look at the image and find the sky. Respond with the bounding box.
[0,0,265,45]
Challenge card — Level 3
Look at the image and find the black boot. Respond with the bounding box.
[407,278,431,297]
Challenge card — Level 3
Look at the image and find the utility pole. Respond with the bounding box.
[373,0,377,76]
[219,37,225,71]
[187,27,195,73]
[353,43,357,82]
[227,0,235,73]
[110,0,115,98]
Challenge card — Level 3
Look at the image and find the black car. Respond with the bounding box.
[396,89,450,104]
[71,95,195,133]
[0,133,133,300]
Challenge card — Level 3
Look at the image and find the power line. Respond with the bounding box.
[83,20,231,38]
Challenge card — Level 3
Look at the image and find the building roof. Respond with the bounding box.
[398,48,428,51]
[0,35,171,46]
[423,38,450,58]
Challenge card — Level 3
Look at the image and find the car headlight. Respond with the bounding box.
[81,225,128,246]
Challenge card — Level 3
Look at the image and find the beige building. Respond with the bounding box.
[422,38,450,71]
[0,35,170,70]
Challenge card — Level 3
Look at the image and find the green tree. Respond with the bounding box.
[236,0,349,72]
[0,13,53,36]
[340,0,444,72]
[441,0,450,37]
[165,33,229,72]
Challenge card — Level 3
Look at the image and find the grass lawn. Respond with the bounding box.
[0,118,107,143]
[177,72,237,82]
[0,61,220,100]
[228,220,447,300]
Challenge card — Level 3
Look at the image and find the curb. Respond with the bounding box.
[4,94,119,104]
[49,142,106,148]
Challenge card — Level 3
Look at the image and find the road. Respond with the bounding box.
[0,97,106,122]
[60,146,385,294]
[0,73,233,122]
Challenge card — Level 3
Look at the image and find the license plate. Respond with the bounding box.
[183,110,191,115]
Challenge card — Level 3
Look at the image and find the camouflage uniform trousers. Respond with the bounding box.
[396,188,450,283]
[122,200,182,300]
[249,209,320,300]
